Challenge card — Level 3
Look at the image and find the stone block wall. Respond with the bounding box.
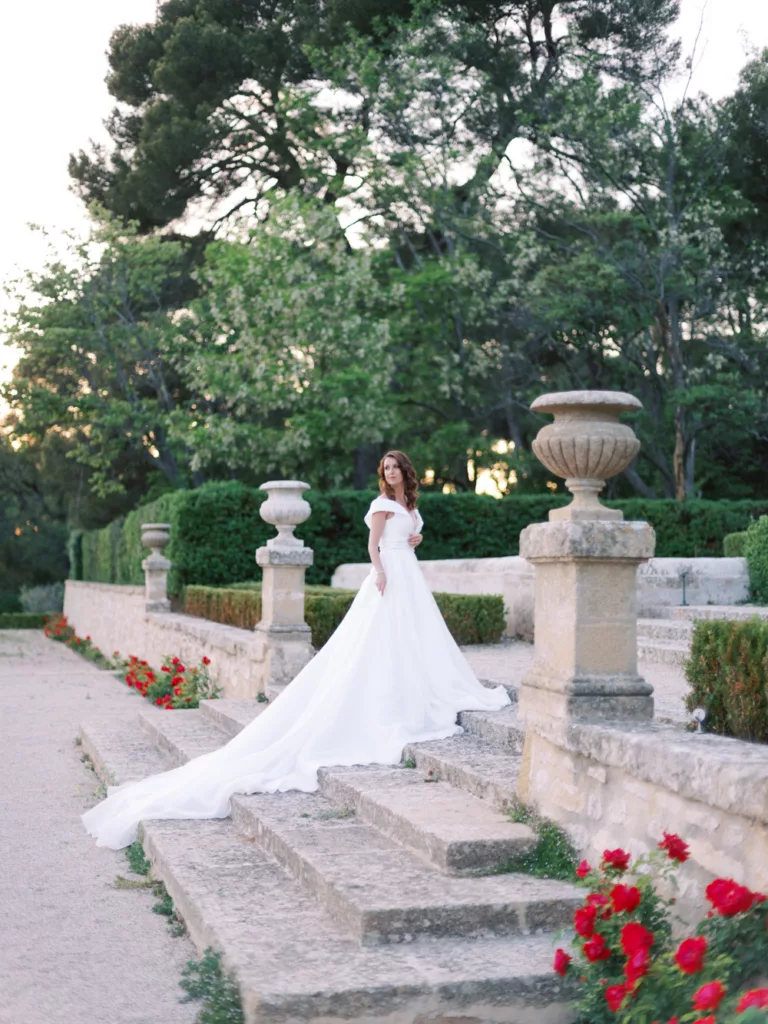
[518,721,768,920]
[64,581,269,699]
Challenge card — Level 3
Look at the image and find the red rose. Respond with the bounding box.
[658,832,690,863]
[161,665,170,672]
[202,656,211,666]
[587,892,610,907]
[737,989,768,1012]
[574,905,597,937]
[177,664,185,673]
[620,922,654,956]
[674,936,707,974]
[611,885,641,914]
[605,983,627,1011]
[553,948,571,976]
[602,848,631,871]
[576,860,591,878]
[705,878,756,916]
[624,945,651,984]
[172,675,183,686]
[155,698,163,706]
[693,981,726,1012]
[693,1017,716,1024]
[583,933,611,962]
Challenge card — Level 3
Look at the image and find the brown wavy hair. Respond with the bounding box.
[377,450,419,509]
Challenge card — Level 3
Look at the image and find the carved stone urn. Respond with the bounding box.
[531,390,642,521]
[259,481,312,550]
[141,523,171,612]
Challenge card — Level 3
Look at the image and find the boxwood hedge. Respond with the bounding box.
[76,482,768,591]
[183,583,506,647]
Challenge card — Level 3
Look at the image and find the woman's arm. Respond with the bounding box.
[367,511,389,594]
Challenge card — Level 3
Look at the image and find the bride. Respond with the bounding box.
[83,451,510,849]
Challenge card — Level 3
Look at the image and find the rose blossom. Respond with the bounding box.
[611,884,641,914]
[673,936,707,974]
[692,981,726,1012]
[624,946,651,984]
[620,922,654,956]
[553,949,571,976]
[705,878,757,916]
[658,832,690,862]
[737,989,768,1012]
[583,933,612,962]
[605,984,627,1011]
[602,848,631,871]
[574,905,597,937]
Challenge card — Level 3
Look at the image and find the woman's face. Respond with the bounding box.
[383,457,403,488]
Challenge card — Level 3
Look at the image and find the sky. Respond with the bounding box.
[1,0,768,395]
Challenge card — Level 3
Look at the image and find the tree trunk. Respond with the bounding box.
[353,444,383,490]
[673,404,687,501]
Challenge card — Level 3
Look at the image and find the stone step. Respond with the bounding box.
[404,734,522,814]
[637,638,689,666]
[80,717,576,1021]
[636,618,693,643]
[458,707,526,752]
[317,762,536,875]
[132,710,580,942]
[200,697,266,738]
[231,789,579,943]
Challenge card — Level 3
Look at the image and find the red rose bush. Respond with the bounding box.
[553,834,768,1023]
[123,653,220,709]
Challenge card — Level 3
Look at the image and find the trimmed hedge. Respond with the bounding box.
[723,531,748,557]
[76,482,768,591]
[744,516,768,604]
[685,617,768,743]
[0,613,49,629]
[183,584,505,648]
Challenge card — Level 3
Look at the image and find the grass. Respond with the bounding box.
[126,840,151,876]
[180,948,245,1024]
[499,804,580,881]
[402,758,416,769]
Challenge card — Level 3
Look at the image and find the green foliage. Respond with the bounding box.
[0,613,49,629]
[179,948,245,1024]
[724,531,748,557]
[79,484,768,591]
[502,805,579,881]
[185,582,503,646]
[685,617,768,743]
[125,841,151,877]
[745,516,768,604]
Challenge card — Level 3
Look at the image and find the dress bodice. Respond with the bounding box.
[364,497,423,551]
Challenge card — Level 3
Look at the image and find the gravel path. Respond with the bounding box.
[0,629,198,1024]
[461,637,690,725]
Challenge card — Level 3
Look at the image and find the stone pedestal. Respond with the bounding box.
[141,523,171,613]
[518,519,655,730]
[254,481,315,695]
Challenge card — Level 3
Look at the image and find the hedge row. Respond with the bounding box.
[723,532,748,557]
[685,616,768,743]
[744,517,768,604]
[73,481,768,591]
[0,613,50,629]
[183,584,506,647]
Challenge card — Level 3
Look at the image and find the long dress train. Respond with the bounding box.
[82,496,510,849]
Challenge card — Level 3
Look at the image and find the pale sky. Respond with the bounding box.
[1,0,767,394]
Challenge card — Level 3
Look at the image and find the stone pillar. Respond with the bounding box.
[141,523,171,613]
[518,391,656,736]
[254,481,314,694]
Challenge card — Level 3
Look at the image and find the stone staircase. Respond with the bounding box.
[80,699,579,1024]
[637,604,768,667]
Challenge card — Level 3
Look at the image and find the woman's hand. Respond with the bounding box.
[408,534,423,548]
[375,571,387,595]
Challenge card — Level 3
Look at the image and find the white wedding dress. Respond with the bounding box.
[82,496,510,849]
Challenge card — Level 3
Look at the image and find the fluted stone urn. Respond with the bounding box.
[531,391,642,521]
[141,523,171,612]
[259,481,312,550]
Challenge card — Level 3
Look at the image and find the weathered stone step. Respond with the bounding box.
[200,697,266,738]
[318,762,536,875]
[80,717,576,1021]
[458,707,526,752]
[138,705,223,764]
[232,788,579,944]
[636,618,693,643]
[637,638,688,666]
[144,818,574,1024]
[404,734,522,814]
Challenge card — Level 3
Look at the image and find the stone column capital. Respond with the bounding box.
[520,520,655,564]
[256,546,314,569]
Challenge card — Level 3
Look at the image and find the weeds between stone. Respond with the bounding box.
[402,758,417,769]
[115,840,186,936]
[180,948,245,1024]
[500,804,579,881]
